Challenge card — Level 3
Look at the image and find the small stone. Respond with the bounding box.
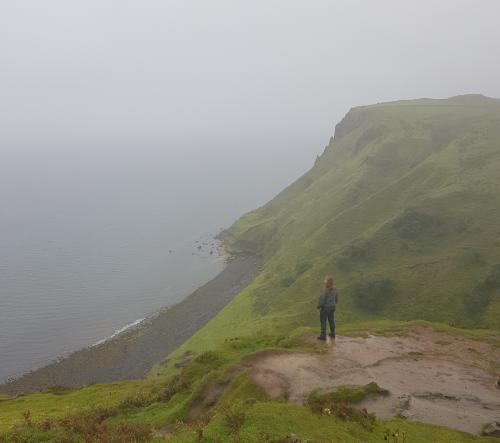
[482,421,500,437]
[399,410,413,419]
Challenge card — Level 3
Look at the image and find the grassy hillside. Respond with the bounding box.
[2,95,500,442]
[1,321,498,442]
[222,94,500,334]
[161,95,500,369]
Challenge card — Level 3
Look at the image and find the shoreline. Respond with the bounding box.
[0,250,261,396]
[88,241,229,350]
[91,317,147,348]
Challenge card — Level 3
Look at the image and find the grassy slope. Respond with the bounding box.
[230,94,500,329]
[2,95,500,442]
[0,381,145,430]
[163,95,500,365]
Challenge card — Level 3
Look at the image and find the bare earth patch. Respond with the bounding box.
[248,328,500,435]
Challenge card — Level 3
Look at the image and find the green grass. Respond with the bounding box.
[161,371,498,442]
[193,401,497,443]
[1,321,498,441]
[308,382,389,406]
[225,94,500,331]
[2,95,500,442]
[0,381,145,433]
[237,402,497,443]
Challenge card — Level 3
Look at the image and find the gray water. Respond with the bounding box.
[0,132,322,382]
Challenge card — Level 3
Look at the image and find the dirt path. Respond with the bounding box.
[248,328,500,435]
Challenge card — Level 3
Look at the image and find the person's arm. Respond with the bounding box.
[317,291,325,309]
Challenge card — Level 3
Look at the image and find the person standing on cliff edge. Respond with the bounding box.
[317,275,338,340]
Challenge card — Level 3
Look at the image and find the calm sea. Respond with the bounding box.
[0,132,322,381]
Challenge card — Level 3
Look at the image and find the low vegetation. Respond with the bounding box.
[309,382,389,406]
[1,325,498,441]
[351,279,396,312]
[392,208,446,240]
[2,96,500,441]
[306,383,390,431]
[465,264,500,322]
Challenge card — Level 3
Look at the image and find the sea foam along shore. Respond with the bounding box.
[1,235,227,384]
[88,235,229,349]
[91,318,146,347]
[0,236,261,395]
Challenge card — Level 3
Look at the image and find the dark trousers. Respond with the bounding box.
[319,307,335,338]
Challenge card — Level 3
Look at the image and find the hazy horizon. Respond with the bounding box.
[2,0,500,383]
[1,1,500,148]
[0,131,322,381]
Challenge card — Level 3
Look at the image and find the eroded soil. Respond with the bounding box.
[248,328,500,435]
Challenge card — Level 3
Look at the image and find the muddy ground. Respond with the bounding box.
[0,254,261,396]
[248,328,500,435]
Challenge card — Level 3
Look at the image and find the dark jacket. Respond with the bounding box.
[317,288,338,310]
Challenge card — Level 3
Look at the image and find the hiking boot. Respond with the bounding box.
[329,334,336,339]
[317,336,326,341]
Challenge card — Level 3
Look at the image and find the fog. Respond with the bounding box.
[1,0,499,147]
[1,0,500,385]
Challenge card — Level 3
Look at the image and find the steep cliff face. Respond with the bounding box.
[229,95,500,330]
[2,96,500,442]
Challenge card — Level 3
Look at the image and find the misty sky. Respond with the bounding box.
[1,0,499,146]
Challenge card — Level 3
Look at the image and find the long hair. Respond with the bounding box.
[323,275,334,290]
